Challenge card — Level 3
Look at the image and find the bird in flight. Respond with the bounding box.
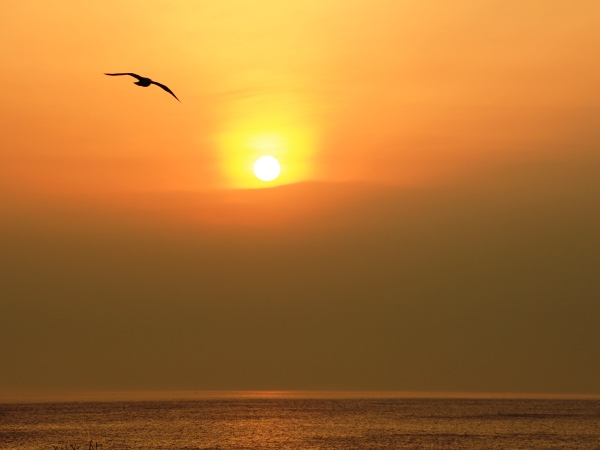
[104,73,180,102]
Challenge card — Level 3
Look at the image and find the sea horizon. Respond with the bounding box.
[2,389,600,404]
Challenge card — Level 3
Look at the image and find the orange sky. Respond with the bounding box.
[2,1,599,196]
[1,1,600,398]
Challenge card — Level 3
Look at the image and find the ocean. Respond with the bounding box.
[1,397,600,449]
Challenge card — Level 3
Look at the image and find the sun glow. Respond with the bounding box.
[254,156,281,182]
[219,125,315,188]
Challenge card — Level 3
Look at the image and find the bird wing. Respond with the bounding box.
[151,81,180,102]
[104,73,143,81]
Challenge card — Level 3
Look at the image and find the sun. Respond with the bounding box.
[254,156,281,182]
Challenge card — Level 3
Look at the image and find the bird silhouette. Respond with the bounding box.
[104,73,180,102]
